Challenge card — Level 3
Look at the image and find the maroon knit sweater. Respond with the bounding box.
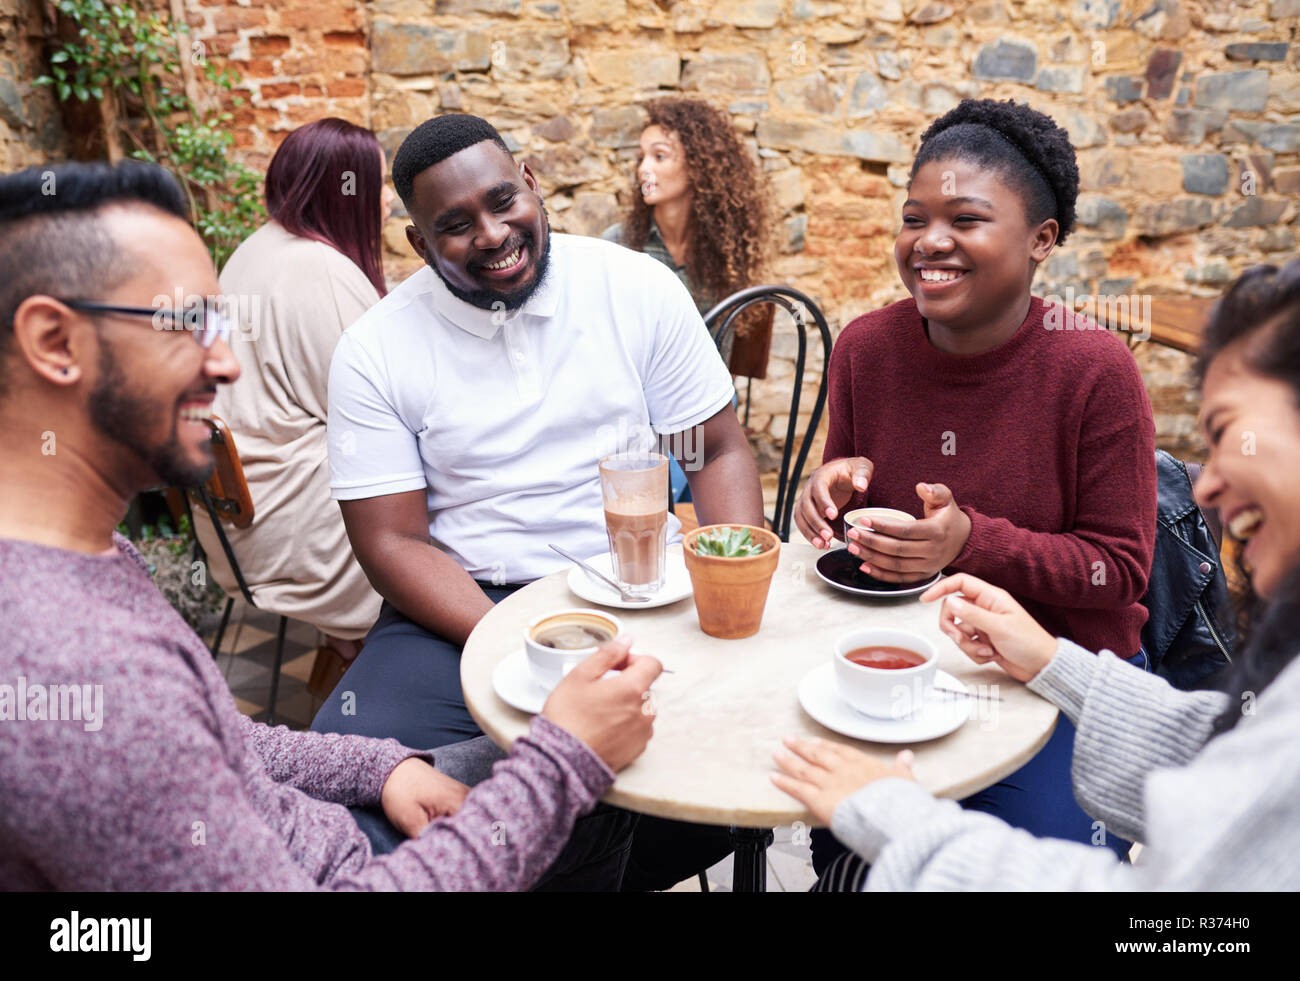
[823,296,1156,657]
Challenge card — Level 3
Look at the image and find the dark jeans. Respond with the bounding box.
[311,591,636,891]
[810,649,1150,881]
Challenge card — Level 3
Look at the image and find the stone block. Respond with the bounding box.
[1222,197,1287,227]
[1104,75,1144,103]
[972,39,1038,83]
[846,71,887,117]
[1144,49,1182,100]
[1180,153,1229,195]
[1036,65,1086,93]
[681,53,772,97]
[1194,70,1269,112]
[1132,197,1216,235]
[1076,194,1129,239]
[773,73,838,115]
[586,49,680,89]
[1224,42,1289,61]
[371,22,491,75]
[590,106,647,148]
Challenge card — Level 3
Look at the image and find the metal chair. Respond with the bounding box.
[705,285,834,543]
[182,415,290,725]
[698,286,833,891]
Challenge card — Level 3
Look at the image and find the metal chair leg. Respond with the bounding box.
[210,596,234,658]
[268,615,287,726]
[731,826,774,892]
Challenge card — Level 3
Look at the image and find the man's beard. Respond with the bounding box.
[87,340,215,489]
[431,206,553,312]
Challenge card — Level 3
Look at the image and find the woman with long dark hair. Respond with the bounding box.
[195,117,393,671]
[775,259,1300,889]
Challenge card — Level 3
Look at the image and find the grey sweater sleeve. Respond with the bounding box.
[1028,639,1230,842]
[825,643,1300,891]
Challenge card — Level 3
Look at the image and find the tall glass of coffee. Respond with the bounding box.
[598,452,669,597]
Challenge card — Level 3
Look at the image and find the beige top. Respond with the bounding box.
[461,543,1059,827]
[193,221,383,640]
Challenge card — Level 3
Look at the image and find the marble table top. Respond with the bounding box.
[461,542,1057,828]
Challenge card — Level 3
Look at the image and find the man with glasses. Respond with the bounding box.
[0,159,661,890]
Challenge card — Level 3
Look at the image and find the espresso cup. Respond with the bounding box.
[843,506,915,535]
[833,627,937,719]
[523,608,623,690]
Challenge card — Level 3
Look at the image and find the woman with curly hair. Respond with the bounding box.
[793,98,1158,877]
[602,97,774,372]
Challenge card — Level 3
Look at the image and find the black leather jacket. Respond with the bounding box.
[1140,451,1236,690]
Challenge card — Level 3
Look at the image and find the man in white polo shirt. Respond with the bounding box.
[311,114,764,887]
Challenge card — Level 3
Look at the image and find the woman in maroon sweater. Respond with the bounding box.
[795,99,1156,872]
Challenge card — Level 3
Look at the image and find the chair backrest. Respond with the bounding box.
[704,285,833,542]
[184,415,254,530]
[183,415,257,606]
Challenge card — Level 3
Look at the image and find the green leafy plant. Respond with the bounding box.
[117,513,226,630]
[34,0,264,267]
[692,527,765,558]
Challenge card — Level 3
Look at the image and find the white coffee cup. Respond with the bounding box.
[524,608,622,690]
[843,506,916,534]
[833,627,937,719]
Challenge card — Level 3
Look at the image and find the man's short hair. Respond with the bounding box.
[0,160,190,395]
[391,113,513,208]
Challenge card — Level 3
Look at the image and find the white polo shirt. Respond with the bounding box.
[327,233,735,583]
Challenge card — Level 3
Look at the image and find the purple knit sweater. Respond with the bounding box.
[0,533,614,890]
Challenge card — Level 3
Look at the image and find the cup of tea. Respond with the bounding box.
[524,608,622,690]
[599,452,670,597]
[833,627,937,718]
[843,506,915,536]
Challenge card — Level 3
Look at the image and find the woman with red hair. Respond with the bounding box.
[195,117,394,675]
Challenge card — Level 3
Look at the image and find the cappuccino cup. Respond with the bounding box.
[524,608,622,690]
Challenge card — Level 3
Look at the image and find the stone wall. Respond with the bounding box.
[23,0,1300,471]
[0,0,67,173]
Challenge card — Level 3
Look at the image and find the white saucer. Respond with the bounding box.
[565,545,693,609]
[797,663,972,743]
[492,648,548,715]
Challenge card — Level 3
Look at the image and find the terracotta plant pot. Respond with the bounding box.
[681,524,781,639]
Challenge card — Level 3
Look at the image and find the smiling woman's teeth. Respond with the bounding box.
[485,248,521,271]
[1228,507,1264,541]
[180,405,213,422]
[919,269,965,282]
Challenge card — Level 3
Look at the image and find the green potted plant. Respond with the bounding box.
[681,524,781,639]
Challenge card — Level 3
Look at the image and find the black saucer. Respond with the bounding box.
[814,548,942,599]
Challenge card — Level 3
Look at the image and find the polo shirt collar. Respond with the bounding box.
[422,238,562,340]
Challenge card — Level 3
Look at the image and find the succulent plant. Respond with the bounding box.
[693,526,765,558]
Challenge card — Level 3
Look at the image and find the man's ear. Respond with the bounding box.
[404,224,429,262]
[10,295,84,386]
[519,160,540,197]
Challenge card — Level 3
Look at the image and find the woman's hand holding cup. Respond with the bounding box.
[919,573,1058,683]
[795,456,875,549]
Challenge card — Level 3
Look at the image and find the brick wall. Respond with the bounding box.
[1,0,67,172]
[31,0,1300,468]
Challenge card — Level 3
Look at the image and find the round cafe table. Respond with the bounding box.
[461,542,1058,890]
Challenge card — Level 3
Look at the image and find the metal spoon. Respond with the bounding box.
[549,544,652,604]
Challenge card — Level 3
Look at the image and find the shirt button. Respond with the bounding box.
[1198,561,1212,574]
[513,350,525,362]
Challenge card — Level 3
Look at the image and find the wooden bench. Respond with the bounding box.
[1080,294,1218,356]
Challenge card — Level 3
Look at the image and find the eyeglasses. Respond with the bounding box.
[58,299,233,349]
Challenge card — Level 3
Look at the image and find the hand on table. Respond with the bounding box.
[771,737,916,826]
[844,482,971,583]
[794,456,874,548]
[381,758,471,838]
[542,634,662,772]
[919,573,1057,683]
